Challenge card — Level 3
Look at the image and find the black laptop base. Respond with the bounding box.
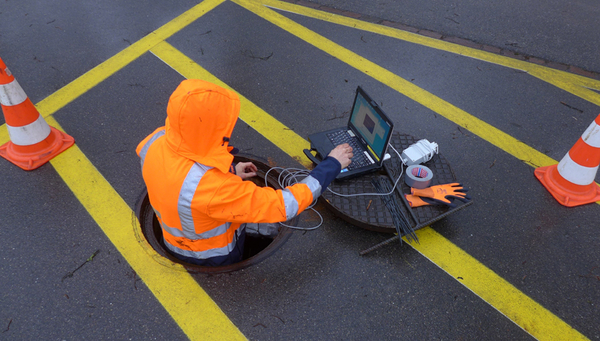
[303,145,380,181]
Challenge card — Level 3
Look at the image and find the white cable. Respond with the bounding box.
[264,167,324,231]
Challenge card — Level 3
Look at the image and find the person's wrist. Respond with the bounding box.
[325,156,342,170]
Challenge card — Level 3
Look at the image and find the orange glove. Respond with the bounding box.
[410,183,470,207]
[405,194,438,207]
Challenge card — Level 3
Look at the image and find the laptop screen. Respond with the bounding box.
[348,87,394,162]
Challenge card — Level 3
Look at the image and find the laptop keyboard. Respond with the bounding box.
[327,130,373,170]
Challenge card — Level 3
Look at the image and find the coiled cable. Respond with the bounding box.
[264,167,323,231]
[263,144,405,231]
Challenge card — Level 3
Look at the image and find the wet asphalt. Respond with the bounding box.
[1,1,599,340]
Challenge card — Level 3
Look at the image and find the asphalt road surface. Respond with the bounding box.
[1,1,599,340]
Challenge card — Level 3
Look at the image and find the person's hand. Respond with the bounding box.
[328,143,353,169]
[235,162,257,180]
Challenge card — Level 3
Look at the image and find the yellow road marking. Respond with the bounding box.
[0,0,226,146]
[151,39,588,340]
[254,1,600,198]
[150,41,312,168]
[409,228,587,340]
[266,0,600,195]
[46,115,246,341]
[234,0,557,169]
[35,0,226,116]
[260,0,600,106]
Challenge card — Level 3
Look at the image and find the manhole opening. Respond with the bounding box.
[136,155,296,274]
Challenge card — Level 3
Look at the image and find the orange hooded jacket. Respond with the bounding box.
[136,80,323,262]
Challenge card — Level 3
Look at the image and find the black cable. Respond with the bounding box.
[371,177,419,244]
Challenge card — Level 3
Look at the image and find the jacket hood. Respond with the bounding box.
[165,79,240,173]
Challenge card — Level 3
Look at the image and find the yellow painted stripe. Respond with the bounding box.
[251,1,600,195]
[35,0,226,117]
[0,0,226,146]
[234,0,557,170]
[46,116,246,341]
[260,0,600,105]
[408,228,587,340]
[528,68,600,107]
[231,1,590,340]
[238,0,600,194]
[150,41,312,168]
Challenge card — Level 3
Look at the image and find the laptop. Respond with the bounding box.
[304,86,394,180]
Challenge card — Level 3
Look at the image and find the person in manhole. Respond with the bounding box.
[136,79,353,266]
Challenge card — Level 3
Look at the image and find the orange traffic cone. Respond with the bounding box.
[534,113,600,207]
[0,57,74,170]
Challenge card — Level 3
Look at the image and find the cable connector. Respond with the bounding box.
[400,139,438,166]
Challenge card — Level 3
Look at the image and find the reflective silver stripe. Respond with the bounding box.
[164,227,242,259]
[161,216,232,240]
[178,163,205,234]
[138,129,165,170]
[154,209,194,239]
[282,175,321,220]
[0,79,28,106]
[301,175,322,199]
[177,163,232,239]
[197,222,232,239]
[157,204,233,241]
[282,189,300,220]
[6,115,51,145]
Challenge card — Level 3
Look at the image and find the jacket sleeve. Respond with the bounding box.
[203,157,341,224]
[203,175,312,224]
[307,156,341,193]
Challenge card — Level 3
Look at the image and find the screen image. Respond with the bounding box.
[349,92,392,158]
[363,114,375,134]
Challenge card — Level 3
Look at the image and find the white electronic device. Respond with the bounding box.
[400,139,439,166]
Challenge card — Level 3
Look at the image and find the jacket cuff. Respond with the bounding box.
[308,156,341,193]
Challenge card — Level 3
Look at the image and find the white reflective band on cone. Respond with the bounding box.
[582,121,600,148]
[0,79,28,107]
[557,153,599,186]
[6,115,52,146]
